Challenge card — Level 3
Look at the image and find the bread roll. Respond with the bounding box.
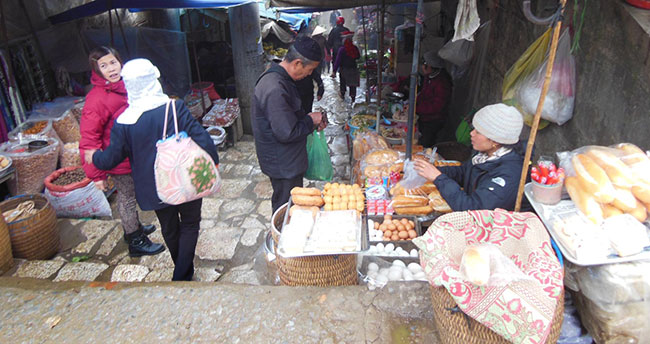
[394,205,434,215]
[602,204,624,219]
[291,195,325,207]
[572,154,616,204]
[392,195,429,207]
[586,148,636,189]
[462,247,490,286]
[611,187,638,212]
[626,201,648,222]
[565,176,604,224]
[290,187,321,197]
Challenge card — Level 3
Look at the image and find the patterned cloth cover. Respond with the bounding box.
[154,100,221,205]
[413,209,563,343]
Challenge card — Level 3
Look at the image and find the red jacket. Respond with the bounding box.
[79,71,131,181]
[416,70,452,122]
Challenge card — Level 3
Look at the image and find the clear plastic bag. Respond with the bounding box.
[398,159,427,190]
[0,136,60,195]
[51,109,81,143]
[514,29,576,125]
[459,244,534,286]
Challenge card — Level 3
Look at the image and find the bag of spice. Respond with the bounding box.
[51,110,81,143]
[0,136,60,195]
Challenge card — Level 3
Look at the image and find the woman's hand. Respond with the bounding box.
[94,180,108,192]
[413,159,441,182]
[83,149,97,165]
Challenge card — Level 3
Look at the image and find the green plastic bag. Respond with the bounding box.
[305,131,333,181]
[455,118,472,146]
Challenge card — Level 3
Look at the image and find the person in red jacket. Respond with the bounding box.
[79,46,164,257]
[416,50,452,148]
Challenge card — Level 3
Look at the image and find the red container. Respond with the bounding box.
[626,0,650,9]
[191,82,221,101]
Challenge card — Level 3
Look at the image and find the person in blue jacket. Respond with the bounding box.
[86,58,219,281]
[414,103,524,211]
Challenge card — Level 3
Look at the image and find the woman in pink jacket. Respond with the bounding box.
[79,46,164,257]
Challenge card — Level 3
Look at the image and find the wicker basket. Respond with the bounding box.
[271,202,358,286]
[0,194,59,260]
[430,286,564,344]
[0,215,13,274]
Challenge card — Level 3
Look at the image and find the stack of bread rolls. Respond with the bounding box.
[322,183,365,212]
[566,144,650,224]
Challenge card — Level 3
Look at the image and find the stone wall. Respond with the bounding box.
[477,0,650,156]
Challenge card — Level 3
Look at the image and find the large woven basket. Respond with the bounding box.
[271,202,358,286]
[0,194,59,260]
[0,215,13,274]
[430,286,564,343]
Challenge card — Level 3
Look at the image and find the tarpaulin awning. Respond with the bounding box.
[49,0,252,24]
[267,0,437,11]
[257,3,310,30]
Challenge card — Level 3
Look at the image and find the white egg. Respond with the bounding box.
[368,262,379,272]
[392,259,406,268]
[403,274,414,281]
[408,262,423,274]
[402,269,414,280]
[367,270,378,279]
[399,251,410,257]
[368,219,374,229]
[388,269,402,281]
[376,243,385,251]
[389,265,403,275]
[414,272,426,280]
[378,268,390,276]
[385,243,395,252]
[395,246,404,252]
[375,274,388,284]
[367,246,376,254]
[410,249,419,257]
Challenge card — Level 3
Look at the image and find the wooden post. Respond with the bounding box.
[405,0,424,160]
[514,0,567,212]
[361,6,370,103]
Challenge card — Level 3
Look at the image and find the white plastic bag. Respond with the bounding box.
[515,29,576,125]
[44,182,112,218]
[460,244,533,286]
[398,159,427,190]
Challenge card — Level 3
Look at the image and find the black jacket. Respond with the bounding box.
[252,64,314,179]
[434,150,524,211]
[295,69,324,114]
[93,100,219,211]
[327,24,350,56]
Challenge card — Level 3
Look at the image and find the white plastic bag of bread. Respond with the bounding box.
[557,143,650,224]
[460,244,534,286]
[352,131,389,161]
[601,214,650,257]
[360,148,403,180]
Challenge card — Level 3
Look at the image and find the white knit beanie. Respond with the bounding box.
[472,104,523,145]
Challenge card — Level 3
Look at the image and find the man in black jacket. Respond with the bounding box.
[252,37,327,213]
[327,16,350,77]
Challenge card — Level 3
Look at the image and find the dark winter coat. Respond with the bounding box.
[80,71,131,181]
[295,69,324,114]
[333,46,360,72]
[327,24,350,58]
[252,63,315,179]
[434,150,523,211]
[416,70,452,122]
[92,100,218,211]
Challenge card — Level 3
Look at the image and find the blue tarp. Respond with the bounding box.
[258,3,310,30]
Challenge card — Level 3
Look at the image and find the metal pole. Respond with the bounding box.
[405,0,424,160]
[376,1,385,130]
[515,1,567,211]
[113,9,131,59]
[361,6,370,103]
[187,10,206,116]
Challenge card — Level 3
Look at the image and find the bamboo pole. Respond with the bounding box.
[514,0,567,212]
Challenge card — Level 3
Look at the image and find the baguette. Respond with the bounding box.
[611,187,638,212]
[429,191,452,213]
[602,204,624,219]
[572,154,616,204]
[394,205,434,215]
[565,176,604,224]
[392,195,429,207]
[586,148,636,189]
[616,143,650,184]
[631,182,650,203]
[290,187,322,197]
[390,183,437,196]
[291,195,325,207]
[626,201,648,222]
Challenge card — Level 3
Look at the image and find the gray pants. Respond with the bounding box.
[111,174,140,235]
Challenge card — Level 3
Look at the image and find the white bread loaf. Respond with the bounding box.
[572,154,616,204]
[611,187,638,212]
[566,176,604,224]
[461,246,491,286]
[601,203,624,219]
[586,148,636,189]
[631,182,650,203]
[616,143,650,185]
[626,200,648,222]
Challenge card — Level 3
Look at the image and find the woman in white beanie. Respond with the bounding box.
[414,103,524,211]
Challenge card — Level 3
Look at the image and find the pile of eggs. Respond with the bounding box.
[368,216,417,241]
[365,260,427,290]
[366,243,418,258]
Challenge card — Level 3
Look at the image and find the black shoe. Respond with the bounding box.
[141,224,156,235]
[126,229,165,257]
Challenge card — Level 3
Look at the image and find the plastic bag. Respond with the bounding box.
[44,181,112,218]
[398,159,427,190]
[455,117,472,146]
[0,136,60,195]
[460,244,534,286]
[51,109,81,143]
[352,130,389,161]
[305,131,333,181]
[515,29,576,125]
[438,39,474,66]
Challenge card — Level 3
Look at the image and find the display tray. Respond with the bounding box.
[524,183,650,266]
[366,215,423,245]
[278,197,369,258]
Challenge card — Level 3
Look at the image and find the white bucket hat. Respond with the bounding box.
[472,103,523,145]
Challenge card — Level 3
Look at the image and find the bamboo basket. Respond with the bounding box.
[430,286,564,344]
[271,202,358,286]
[0,194,59,260]
[0,214,13,274]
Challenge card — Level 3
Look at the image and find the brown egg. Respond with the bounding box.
[384,230,392,237]
[383,220,391,226]
[398,231,409,239]
[408,230,417,239]
[392,219,400,225]
[384,214,392,221]
[408,220,415,227]
[387,223,397,231]
[397,224,406,232]
[400,218,409,225]
[391,234,400,241]
[379,224,387,232]
[405,223,413,231]
[383,236,391,241]
[374,222,380,230]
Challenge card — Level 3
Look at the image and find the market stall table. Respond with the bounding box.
[202,98,243,147]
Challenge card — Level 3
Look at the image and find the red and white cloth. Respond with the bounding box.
[413,209,563,343]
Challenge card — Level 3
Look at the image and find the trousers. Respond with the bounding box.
[270,175,303,214]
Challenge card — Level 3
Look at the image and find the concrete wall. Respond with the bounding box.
[478,0,650,156]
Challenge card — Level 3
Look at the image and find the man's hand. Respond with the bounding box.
[84,149,97,165]
[330,73,336,78]
[317,114,328,131]
[308,112,323,126]
[413,159,442,182]
[94,180,108,192]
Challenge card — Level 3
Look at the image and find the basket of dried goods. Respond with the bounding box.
[0,194,59,260]
[0,215,13,274]
[43,166,111,218]
[0,136,60,195]
[51,110,81,143]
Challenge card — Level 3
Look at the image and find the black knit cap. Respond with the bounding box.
[293,36,322,62]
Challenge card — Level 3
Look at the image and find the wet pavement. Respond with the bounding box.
[0,76,441,342]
